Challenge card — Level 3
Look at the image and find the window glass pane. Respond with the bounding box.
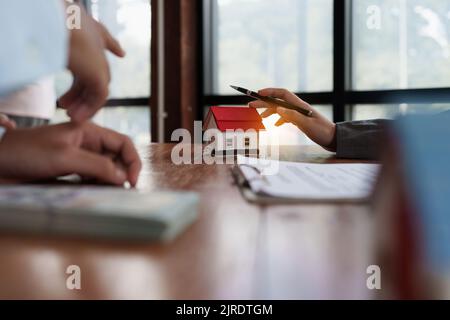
[351,104,450,121]
[91,0,151,98]
[54,0,151,99]
[211,0,333,95]
[353,0,450,90]
[52,107,151,146]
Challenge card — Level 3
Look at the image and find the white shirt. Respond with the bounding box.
[0,0,68,96]
[0,77,56,120]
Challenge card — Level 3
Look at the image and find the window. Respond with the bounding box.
[204,0,450,141]
[55,0,151,100]
[53,0,151,145]
[90,0,151,99]
[52,107,150,146]
[205,0,333,145]
[353,0,450,90]
[206,0,333,95]
[351,104,450,121]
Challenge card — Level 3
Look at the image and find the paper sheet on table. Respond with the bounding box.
[237,156,381,201]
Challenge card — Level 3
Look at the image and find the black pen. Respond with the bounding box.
[230,85,313,118]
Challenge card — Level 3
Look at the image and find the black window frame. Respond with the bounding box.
[201,0,450,123]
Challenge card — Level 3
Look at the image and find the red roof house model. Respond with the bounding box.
[204,106,266,132]
[203,107,265,154]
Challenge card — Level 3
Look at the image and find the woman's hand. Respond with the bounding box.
[249,88,337,151]
[0,122,142,186]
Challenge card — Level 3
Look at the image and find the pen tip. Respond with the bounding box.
[230,85,238,90]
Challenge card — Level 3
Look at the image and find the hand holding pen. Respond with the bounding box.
[244,87,338,152]
[231,85,313,117]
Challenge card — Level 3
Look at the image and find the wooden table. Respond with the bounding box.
[0,144,376,299]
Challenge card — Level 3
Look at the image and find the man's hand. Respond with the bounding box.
[0,123,142,187]
[94,19,126,58]
[249,88,337,151]
[0,114,16,130]
[59,3,126,123]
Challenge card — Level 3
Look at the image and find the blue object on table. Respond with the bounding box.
[395,111,450,272]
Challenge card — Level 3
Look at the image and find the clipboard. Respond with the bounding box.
[231,164,373,205]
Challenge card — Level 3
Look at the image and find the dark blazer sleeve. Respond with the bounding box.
[335,120,390,160]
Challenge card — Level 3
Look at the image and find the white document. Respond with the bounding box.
[237,156,381,201]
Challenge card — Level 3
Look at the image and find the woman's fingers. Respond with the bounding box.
[274,107,301,127]
[258,88,307,107]
[258,88,295,100]
[276,107,303,125]
[274,118,286,127]
[248,100,268,109]
[249,101,277,118]
[250,88,321,130]
[261,109,277,118]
